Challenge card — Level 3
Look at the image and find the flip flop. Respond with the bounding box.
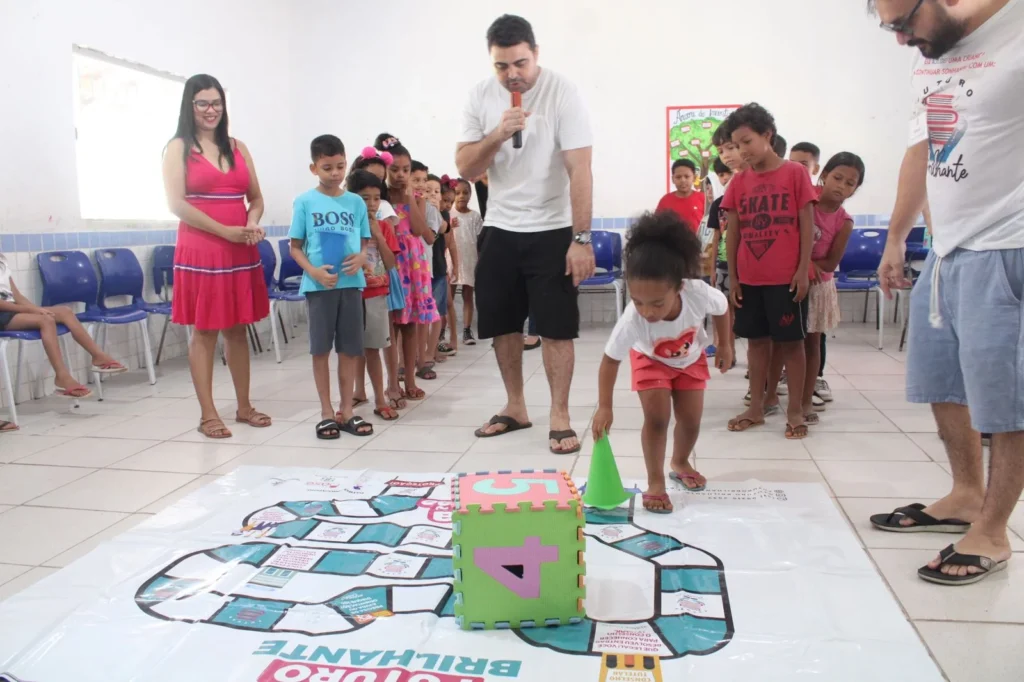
[549,429,582,455]
[642,493,673,514]
[316,419,340,440]
[91,361,127,375]
[870,503,971,534]
[353,397,369,407]
[403,387,426,401]
[387,391,407,410]
[55,385,92,399]
[670,471,707,492]
[917,544,1009,586]
[764,404,781,417]
[374,406,400,421]
[197,417,232,439]
[785,422,808,440]
[236,408,272,428]
[339,416,374,437]
[415,367,437,380]
[727,416,764,432]
[0,420,19,434]
[475,415,533,438]
[804,412,820,425]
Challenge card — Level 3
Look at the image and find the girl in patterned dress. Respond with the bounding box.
[375,135,438,401]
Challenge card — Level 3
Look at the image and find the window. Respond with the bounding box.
[72,47,184,221]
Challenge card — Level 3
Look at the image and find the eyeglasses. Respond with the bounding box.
[193,99,224,112]
[880,0,926,34]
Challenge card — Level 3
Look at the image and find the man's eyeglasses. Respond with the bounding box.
[193,99,224,112]
[880,0,925,34]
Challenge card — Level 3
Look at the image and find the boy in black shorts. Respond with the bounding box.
[720,104,815,439]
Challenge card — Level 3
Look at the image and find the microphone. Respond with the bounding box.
[511,91,523,149]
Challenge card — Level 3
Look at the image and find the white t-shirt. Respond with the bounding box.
[376,200,397,223]
[459,69,592,233]
[604,280,728,370]
[907,0,1024,256]
[423,204,443,277]
[0,255,13,302]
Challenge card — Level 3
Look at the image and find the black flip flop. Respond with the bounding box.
[340,416,374,437]
[870,503,971,534]
[918,544,1009,586]
[316,419,340,440]
[549,429,582,455]
[474,415,533,438]
[0,420,19,434]
[524,339,541,351]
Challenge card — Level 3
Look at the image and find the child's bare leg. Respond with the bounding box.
[463,285,475,330]
[447,284,458,352]
[47,306,117,366]
[365,349,388,411]
[671,389,705,489]
[638,388,673,512]
[385,321,405,407]
[430,319,445,363]
[354,356,368,402]
[778,339,807,435]
[336,352,359,424]
[764,342,785,408]
[398,323,422,397]
[727,306,737,363]
[803,333,822,419]
[6,313,77,388]
[416,323,430,369]
[730,337,771,430]
[312,353,333,420]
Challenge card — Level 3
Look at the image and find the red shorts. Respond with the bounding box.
[630,350,710,392]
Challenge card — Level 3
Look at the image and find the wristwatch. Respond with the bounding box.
[573,230,593,246]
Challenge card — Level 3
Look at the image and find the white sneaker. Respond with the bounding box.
[777,371,788,396]
[815,378,833,402]
[811,393,826,411]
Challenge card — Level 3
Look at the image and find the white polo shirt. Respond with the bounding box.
[907,0,1024,256]
[459,68,592,233]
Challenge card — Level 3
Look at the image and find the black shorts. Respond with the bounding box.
[474,226,579,340]
[0,311,14,331]
[733,283,808,343]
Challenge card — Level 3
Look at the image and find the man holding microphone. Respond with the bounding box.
[456,14,595,454]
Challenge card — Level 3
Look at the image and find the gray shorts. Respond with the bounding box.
[306,288,363,357]
[363,295,391,350]
[907,248,1024,433]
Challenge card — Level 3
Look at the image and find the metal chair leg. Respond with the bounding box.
[270,301,283,364]
[0,340,17,426]
[155,315,171,366]
[877,289,886,350]
[13,340,24,403]
[139,320,157,385]
[863,290,870,323]
[92,325,105,401]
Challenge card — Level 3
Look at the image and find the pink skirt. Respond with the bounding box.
[807,279,840,334]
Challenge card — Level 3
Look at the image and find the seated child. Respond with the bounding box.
[349,169,401,422]
[721,104,816,439]
[0,251,127,430]
[801,152,862,423]
[656,159,705,234]
[289,134,372,440]
[593,211,732,513]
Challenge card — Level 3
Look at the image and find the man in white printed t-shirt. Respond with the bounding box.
[869,0,1024,586]
[456,14,595,455]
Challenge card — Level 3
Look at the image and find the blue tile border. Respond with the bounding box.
[0,216,920,254]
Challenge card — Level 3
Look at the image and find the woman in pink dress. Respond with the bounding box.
[162,74,271,439]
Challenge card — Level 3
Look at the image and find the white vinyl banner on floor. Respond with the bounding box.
[0,466,943,682]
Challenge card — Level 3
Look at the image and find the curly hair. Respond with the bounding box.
[624,211,703,285]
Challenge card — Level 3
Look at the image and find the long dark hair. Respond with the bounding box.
[172,74,234,169]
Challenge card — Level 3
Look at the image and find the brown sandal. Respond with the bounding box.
[785,422,809,440]
[236,407,272,428]
[198,417,232,439]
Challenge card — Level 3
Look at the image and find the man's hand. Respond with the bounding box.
[878,240,911,299]
[343,251,368,276]
[790,267,810,303]
[495,106,531,142]
[592,406,613,442]
[312,265,338,289]
[715,345,733,373]
[566,241,595,287]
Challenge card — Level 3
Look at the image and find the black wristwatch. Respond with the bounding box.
[573,230,593,246]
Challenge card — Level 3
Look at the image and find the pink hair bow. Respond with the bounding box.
[361,146,394,166]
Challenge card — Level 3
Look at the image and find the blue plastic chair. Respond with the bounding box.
[899,225,931,352]
[835,229,888,349]
[37,250,154,399]
[277,239,303,291]
[0,323,75,425]
[258,240,305,363]
[150,245,189,364]
[580,230,625,319]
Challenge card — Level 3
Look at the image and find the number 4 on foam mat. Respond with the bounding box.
[473,537,558,598]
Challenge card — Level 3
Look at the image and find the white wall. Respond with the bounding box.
[0,0,294,234]
[287,0,913,217]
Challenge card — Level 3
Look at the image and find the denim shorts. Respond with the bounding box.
[906,248,1024,433]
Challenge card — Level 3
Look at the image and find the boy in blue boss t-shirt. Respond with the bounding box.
[289,134,372,440]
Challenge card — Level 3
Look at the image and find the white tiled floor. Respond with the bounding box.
[0,320,1021,681]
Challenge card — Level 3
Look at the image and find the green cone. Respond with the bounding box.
[582,434,630,510]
